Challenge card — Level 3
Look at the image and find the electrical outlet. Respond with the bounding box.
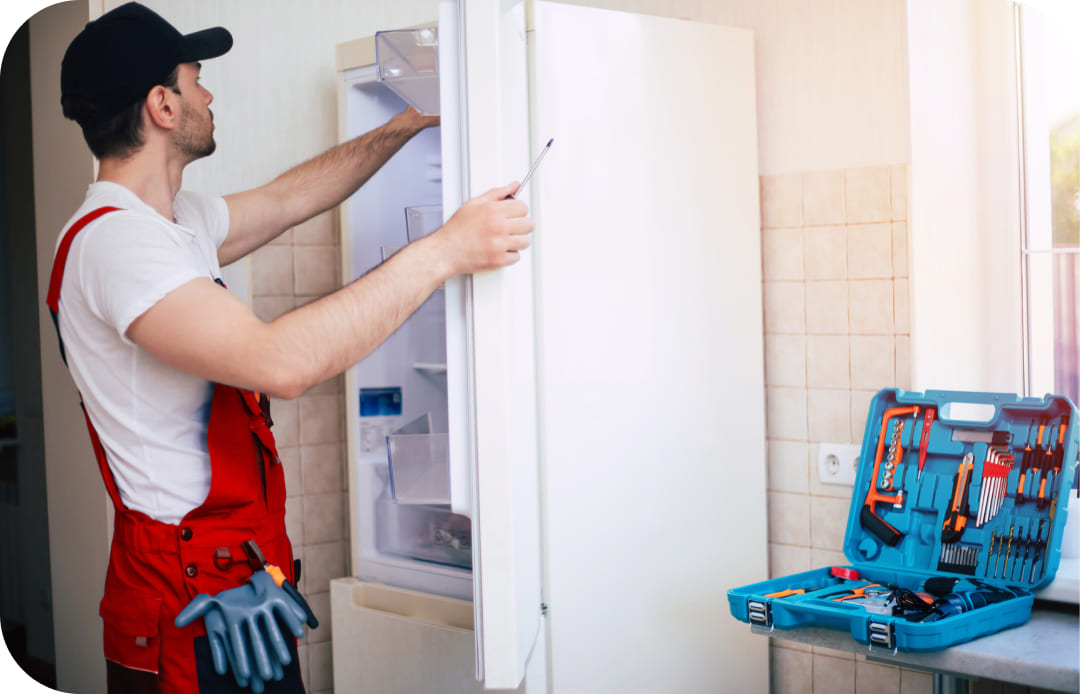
[818,442,861,486]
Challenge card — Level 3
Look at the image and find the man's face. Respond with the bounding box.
[172,62,216,160]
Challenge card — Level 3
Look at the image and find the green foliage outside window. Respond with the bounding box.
[1050,115,1080,248]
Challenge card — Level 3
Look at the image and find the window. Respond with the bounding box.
[1017,2,1079,405]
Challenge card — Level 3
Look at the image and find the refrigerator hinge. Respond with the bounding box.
[540,602,548,616]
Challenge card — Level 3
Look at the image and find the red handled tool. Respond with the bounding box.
[916,407,935,482]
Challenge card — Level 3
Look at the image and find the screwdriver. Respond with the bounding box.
[1015,420,1036,504]
[916,407,935,482]
[506,138,554,200]
[765,586,828,598]
[1028,418,1049,506]
[1042,415,1070,507]
[242,539,319,629]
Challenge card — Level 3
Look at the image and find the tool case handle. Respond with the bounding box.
[915,390,1056,427]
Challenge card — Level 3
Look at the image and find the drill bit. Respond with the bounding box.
[1014,526,1030,582]
[1002,524,1015,578]
[985,529,997,577]
[1028,519,1046,584]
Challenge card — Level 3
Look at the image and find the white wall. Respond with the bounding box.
[907,0,1024,393]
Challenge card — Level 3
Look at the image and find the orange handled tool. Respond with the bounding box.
[765,586,826,599]
[821,583,889,602]
[861,406,919,546]
[1026,418,1048,505]
[941,453,974,544]
[242,539,319,628]
[1016,420,1037,504]
[1039,416,1069,510]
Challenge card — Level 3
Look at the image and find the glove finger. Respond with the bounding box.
[174,594,216,628]
[208,629,229,677]
[271,595,308,639]
[258,610,292,666]
[227,620,252,681]
[270,649,285,682]
[248,656,267,694]
[245,616,275,682]
[227,636,251,689]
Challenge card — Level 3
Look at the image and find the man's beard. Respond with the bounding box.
[174,102,216,160]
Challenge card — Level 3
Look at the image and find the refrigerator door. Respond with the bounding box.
[442,0,542,689]
[531,3,768,692]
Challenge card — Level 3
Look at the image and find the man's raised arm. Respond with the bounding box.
[218,107,438,266]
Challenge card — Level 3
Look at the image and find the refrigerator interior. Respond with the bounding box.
[341,64,472,601]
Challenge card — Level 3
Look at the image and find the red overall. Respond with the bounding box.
[48,207,300,693]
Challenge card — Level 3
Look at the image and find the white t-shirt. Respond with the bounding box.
[55,181,230,524]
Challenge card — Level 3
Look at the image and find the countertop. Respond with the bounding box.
[763,601,1080,693]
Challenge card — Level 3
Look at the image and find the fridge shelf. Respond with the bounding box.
[375,28,440,116]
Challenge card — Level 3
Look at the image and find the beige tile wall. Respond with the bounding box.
[760,165,933,694]
[252,209,345,694]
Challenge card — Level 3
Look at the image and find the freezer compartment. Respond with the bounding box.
[375,28,440,115]
[331,578,484,694]
[375,493,471,569]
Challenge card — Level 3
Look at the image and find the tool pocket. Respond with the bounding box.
[99,590,162,674]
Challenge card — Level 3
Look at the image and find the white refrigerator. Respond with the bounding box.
[330,2,769,691]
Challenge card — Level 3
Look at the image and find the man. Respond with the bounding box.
[50,3,532,693]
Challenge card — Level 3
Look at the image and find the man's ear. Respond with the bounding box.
[145,85,178,130]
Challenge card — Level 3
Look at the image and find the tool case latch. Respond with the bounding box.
[747,599,773,632]
[867,620,897,654]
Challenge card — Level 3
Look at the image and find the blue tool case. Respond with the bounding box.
[729,388,1080,652]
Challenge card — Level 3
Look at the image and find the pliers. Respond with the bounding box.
[820,582,890,603]
[242,539,319,628]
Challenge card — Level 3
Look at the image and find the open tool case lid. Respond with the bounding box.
[847,388,1079,590]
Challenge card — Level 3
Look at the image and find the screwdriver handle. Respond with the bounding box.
[917,407,935,476]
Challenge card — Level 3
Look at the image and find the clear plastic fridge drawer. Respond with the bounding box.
[387,432,450,504]
[375,28,439,116]
[375,494,471,569]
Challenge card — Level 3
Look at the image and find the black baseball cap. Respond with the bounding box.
[61,2,232,127]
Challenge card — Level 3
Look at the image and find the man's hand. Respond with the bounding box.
[427,182,534,277]
[395,105,440,132]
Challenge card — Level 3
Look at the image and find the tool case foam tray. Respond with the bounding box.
[729,388,1079,652]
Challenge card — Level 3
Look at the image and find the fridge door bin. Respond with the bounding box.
[387,432,450,504]
[405,204,443,242]
[375,28,440,116]
[331,578,484,694]
[375,493,472,569]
